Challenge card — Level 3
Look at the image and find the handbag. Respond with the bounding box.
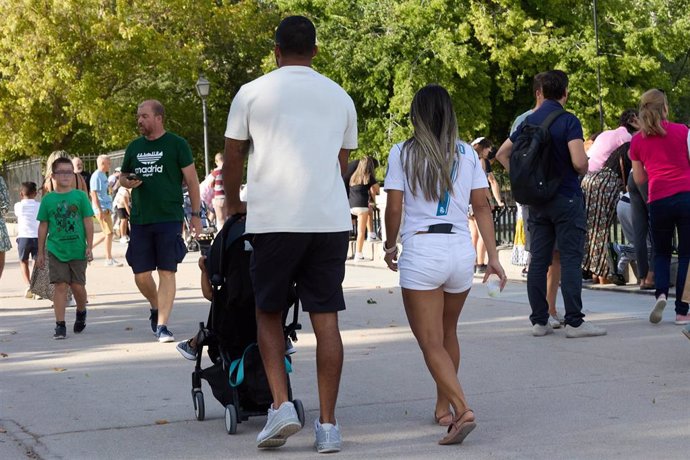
[29,261,54,300]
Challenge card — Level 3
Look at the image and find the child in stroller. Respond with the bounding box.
[177,215,304,434]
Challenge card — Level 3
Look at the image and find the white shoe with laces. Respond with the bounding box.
[314,418,341,453]
[257,402,302,449]
[105,258,124,267]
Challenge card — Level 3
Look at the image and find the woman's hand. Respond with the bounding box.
[383,242,398,272]
[483,258,508,291]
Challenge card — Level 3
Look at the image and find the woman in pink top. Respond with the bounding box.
[630,89,690,327]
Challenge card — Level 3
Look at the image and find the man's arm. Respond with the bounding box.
[223,138,250,215]
[495,138,513,171]
[567,139,588,175]
[338,148,350,178]
[181,164,202,236]
[90,190,101,217]
[83,215,94,261]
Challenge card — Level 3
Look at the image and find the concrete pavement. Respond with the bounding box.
[1,240,689,459]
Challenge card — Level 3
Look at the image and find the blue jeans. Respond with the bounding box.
[648,191,690,315]
[527,194,586,327]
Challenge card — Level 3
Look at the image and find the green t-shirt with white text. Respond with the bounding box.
[121,132,194,225]
[37,189,94,262]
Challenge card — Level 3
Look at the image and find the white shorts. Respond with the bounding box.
[398,233,475,293]
[350,207,369,215]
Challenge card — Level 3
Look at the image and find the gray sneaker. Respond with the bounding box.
[257,402,302,449]
[565,321,607,338]
[649,296,667,324]
[548,315,562,329]
[314,418,341,453]
[532,323,553,337]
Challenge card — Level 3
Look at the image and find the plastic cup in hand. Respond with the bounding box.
[486,274,501,298]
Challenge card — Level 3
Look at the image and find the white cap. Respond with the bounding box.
[470,137,485,146]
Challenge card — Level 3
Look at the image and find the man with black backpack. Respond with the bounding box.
[496,70,607,338]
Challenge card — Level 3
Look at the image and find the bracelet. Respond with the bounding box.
[383,242,398,254]
[191,211,201,217]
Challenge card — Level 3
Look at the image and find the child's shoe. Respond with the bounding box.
[54,322,67,339]
[74,309,87,333]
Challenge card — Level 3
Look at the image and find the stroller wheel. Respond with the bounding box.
[187,239,200,252]
[224,404,238,434]
[293,399,305,427]
[192,390,205,421]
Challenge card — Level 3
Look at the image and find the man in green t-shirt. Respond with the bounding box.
[120,99,202,343]
[36,157,95,339]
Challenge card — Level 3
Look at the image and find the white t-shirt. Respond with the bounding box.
[114,187,130,209]
[225,66,358,233]
[14,199,40,238]
[384,141,489,242]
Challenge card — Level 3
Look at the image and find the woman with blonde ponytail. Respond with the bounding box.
[383,84,507,445]
[630,89,690,331]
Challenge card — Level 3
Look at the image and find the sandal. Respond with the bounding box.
[433,411,453,427]
[438,409,476,445]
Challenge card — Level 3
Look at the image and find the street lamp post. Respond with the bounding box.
[195,75,211,177]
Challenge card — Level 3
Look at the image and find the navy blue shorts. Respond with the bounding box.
[126,222,186,274]
[16,237,38,261]
[250,232,349,314]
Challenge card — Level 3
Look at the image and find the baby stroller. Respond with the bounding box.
[189,215,304,434]
[183,190,216,253]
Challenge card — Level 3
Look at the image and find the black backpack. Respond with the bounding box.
[509,109,566,205]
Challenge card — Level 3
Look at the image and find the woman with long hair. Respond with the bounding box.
[630,89,690,329]
[349,156,379,260]
[42,150,88,195]
[383,84,507,445]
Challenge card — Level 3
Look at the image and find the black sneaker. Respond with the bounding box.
[74,309,87,333]
[54,322,67,340]
[149,309,158,334]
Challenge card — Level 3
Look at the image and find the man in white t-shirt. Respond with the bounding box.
[223,16,357,453]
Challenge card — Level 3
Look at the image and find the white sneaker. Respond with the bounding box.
[354,253,366,261]
[257,402,302,448]
[649,296,666,324]
[565,321,607,338]
[532,323,553,337]
[314,418,342,453]
[548,315,562,329]
[119,237,129,244]
[105,258,124,267]
[24,287,33,299]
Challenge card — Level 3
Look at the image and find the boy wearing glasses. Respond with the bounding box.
[36,157,94,339]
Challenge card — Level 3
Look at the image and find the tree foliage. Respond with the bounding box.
[1,0,690,169]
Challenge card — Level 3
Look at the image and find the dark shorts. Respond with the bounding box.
[126,222,185,274]
[16,237,38,261]
[48,252,87,285]
[250,232,349,314]
[117,208,129,219]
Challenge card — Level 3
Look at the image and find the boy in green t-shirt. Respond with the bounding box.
[36,157,95,339]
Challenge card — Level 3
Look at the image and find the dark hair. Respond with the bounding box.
[474,138,492,150]
[619,109,638,134]
[533,72,547,94]
[20,181,37,196]
[51,157,73,173]
[602,142,632,180]
[541,70,569,100]
[275,16,316,56]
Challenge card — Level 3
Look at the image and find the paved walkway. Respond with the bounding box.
[1,240,689,459]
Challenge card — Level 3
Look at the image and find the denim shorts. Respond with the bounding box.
[16,237,38,261]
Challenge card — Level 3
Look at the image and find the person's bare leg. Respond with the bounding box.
[435,290,469,421]
[53,283,68,322]
[156,270,176,325]
[0,251,5,280]
[310,311,343,424]
[547,251,561,316]
[355,213,368,255]
[403,287,472,420]
[105,233,114,260]
[20,260,31,285]
[366,211,374,235]
[120,218,128,239]
[256,308,290,407]
[134,271,159,310]
[70,283,87,312]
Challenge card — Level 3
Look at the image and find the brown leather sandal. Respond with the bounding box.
[433,411,453,427]
[438,409,476,445]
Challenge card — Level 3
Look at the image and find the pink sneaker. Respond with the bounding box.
[674,314,690,325]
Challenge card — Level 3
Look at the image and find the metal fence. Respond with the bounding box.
[1,150,124,213]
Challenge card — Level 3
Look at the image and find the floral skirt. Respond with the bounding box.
[0,218,11,252]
